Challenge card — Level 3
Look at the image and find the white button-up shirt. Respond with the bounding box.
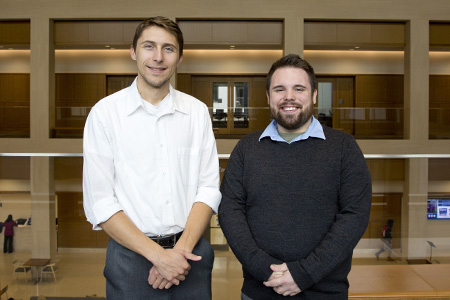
[83,79,221,236]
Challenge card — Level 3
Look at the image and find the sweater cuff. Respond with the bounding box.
[286,260,315,291]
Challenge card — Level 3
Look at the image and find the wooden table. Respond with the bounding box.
[24,258,50,283]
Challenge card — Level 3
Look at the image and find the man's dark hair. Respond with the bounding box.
[266,54,316,93]
[132,16,184,57]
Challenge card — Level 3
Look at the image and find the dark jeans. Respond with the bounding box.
[3,235,13,253]
[104,237,214,300]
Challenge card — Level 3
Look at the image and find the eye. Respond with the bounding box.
[164,46,175,52]
[143,43,153,49]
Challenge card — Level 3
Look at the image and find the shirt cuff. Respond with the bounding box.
[194,186,222,213]
[90,197,123,230]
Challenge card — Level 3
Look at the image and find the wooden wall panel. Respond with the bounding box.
[304,22,337,44]
[54,21,146,48]
[179,20,283,49]
[107,75,135,95]
[250,77,271,131]
[430,23,450,47]
[89,22,124,44]
[176,74,192,95]
[305,22,405,49]
[0,21,30,45]
[354,75,403,138]
[337,23,372,44]
[429,75,450,138]
[54,22,90,45]
[0,74,30,136]
[191,76,212,108]
[55,74,106,130]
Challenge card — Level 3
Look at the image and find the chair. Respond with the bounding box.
[0,285,8,300]
[40,260,59,282]
[12,260,31,283]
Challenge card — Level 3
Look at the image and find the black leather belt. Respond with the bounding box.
[148,231,183,249]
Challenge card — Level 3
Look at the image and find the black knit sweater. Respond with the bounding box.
[219,126,372,300]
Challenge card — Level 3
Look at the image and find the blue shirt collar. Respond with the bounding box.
[259,116,326,143]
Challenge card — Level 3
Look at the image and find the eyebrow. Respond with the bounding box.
[272,84,308,90]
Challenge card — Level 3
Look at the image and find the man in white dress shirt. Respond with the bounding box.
[83,16,221,299]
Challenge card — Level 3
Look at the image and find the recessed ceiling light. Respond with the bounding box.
[105,45,110,48]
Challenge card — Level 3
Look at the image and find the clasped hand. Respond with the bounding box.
[263,263,301,297]
[148,247,201,289]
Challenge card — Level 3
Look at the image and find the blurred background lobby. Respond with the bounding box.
[1,0,450,299]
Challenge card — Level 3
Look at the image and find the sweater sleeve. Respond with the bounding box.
[286,135,372,291]
[218,140,283,282]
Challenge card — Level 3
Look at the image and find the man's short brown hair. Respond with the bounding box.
[132,16,184,57]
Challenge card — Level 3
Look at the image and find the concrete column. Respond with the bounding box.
[30,17,55,139]
[30,156,57,260]
[404,19,429,141]
[402,158,429,261]
[284,16,304,57]
[401,19,430,261]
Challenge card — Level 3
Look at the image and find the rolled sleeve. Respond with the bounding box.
[194,105,221,213]
[195,186,221,214]
[83,106,122,230]
[89,197,123,230]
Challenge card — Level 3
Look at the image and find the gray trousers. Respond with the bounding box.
[104,237,214,300]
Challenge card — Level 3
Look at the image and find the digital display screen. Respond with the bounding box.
[427,198,450,219]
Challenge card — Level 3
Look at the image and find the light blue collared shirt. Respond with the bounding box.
[259,116,326,143]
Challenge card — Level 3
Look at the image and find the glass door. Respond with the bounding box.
[211,77,252,135]
[212,81,228,129]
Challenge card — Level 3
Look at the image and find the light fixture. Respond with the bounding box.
[230,45,235,50]
[105,45,110,48]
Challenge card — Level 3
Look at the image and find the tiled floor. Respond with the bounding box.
[0,249,244,300]
[1,249,450,300]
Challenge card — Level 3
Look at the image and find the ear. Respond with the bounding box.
[266,91,270,105]
[130,46,136,61]
[312,89,318,105]
[177,55,184,66]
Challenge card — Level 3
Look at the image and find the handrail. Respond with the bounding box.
[1,153,450,159]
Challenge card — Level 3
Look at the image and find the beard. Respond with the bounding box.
[270,100,314,131]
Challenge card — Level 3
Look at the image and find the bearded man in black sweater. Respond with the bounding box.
[218,54,372,300]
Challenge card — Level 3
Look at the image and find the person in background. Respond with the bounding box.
[83,16,221,300]
[375,219,394,261]
[3,214,18,253]
[218,54,372,299]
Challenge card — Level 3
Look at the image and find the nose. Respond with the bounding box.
[285,89,294,101]
[152,48,163,63]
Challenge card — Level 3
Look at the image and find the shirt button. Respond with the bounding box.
[160,144,164,148]
[165,200,169,205]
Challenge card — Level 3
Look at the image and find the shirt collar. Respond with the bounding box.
[126,78,189,116]
[259,116,326,143]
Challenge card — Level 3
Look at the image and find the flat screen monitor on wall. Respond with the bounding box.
[427,198,450,219]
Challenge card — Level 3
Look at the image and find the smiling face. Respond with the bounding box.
[267,67,317,133]
[130,25,183,95]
